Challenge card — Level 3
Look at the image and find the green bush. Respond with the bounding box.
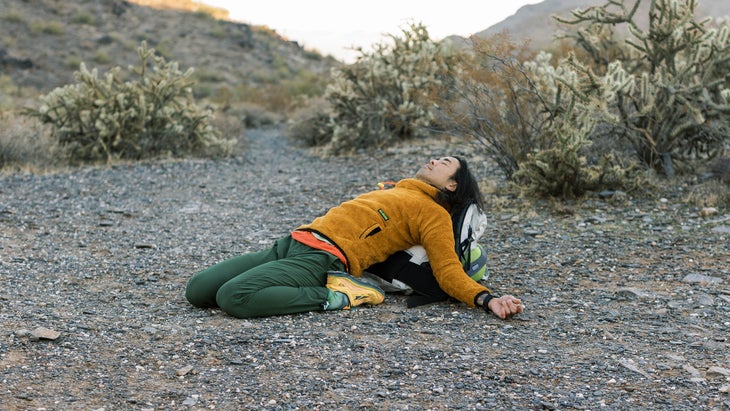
[41,20,65,35]
[557,0,730,176]
[440,0,729,198]
[24,42,234,163]
[0,113,63,171]
[438,36,636,199]
[1,8,25,24]
[285,96,332,147]
[72,11,96,26]
[93,49,112,64]
[321,22,453,153]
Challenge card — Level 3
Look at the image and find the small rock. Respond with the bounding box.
[681,274,723,285]
[720,384,730,393]
[696,294,714,306]
[30,327,61,340]
[711,225,730,234]
[176,365,194,376]
[699,207,717,217]
[619,358,650,378]
[666,354,686,362]
[667,300,686,309]
[585,215,607,224]
[615,288,653,300]
[707,366,730,377]
[14,329,31,337]
[682,364,705,382]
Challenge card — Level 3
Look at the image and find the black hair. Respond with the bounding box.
[436,156,484,214]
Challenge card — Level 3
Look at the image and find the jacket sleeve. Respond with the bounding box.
[419,207,492,306]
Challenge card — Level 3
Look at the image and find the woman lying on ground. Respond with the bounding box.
[185,156,523,320]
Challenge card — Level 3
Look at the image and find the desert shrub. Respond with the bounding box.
[233,67,329,116]
[93,49,112,64]
[321,22,453,154]
[194,69,227,83]
[41,20,65,35]
[0,113,64,171]
[236,103,282,128]
[24,42,234,163]
[208,25,228,39]
[510,53,639,198]
[436,36,539,179]
[514,149,635,198]
[286,96,332,147]
[209,109,246,152]
[440,0,729,199]
[72,11,96,26]
[0,76,20,108]
[0,76,39,110]
[1,8,24,24]
[557,0,730,176]
[65,56,83,70]
[439,33,638,199]
[282,69,330,101]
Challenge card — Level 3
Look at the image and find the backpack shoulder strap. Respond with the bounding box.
[453,202,488,272]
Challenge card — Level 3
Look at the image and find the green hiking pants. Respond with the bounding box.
[185,235,345,318]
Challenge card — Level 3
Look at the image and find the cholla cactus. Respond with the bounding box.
[511,51,629,198]
[25,42,233,163]
[322,22,452,153]
[557,0,730,176]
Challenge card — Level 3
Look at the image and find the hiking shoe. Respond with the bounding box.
[326,271,385,309]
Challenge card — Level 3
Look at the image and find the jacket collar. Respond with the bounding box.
[396,178,441,200]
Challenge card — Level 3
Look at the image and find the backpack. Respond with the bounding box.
[454,202,489,281]
[362,200,489,307]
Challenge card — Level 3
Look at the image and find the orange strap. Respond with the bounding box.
[377,181,398,190]
[291,230,348,271]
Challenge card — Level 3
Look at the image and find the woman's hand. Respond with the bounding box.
[487,295,523,319]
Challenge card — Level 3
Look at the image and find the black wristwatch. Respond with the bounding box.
[477,292,495,312]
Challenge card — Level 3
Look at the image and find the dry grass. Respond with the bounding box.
[0,113,65,173]
[683,179,730,208]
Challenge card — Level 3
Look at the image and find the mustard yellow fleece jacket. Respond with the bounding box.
[297,178,491,307]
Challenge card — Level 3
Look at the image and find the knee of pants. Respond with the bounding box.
[215,281,252,317]
[185,275,213,308]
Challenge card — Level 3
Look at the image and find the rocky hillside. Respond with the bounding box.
[0,0,337,95]
[474,0,730,49]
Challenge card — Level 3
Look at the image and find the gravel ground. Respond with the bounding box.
[1,128,729,411]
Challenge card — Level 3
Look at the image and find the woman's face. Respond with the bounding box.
[415,156,460,192]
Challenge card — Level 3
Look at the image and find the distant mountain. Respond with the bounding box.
[473,0,730,49]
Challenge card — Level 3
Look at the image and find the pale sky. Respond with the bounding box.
[199,1,543,62]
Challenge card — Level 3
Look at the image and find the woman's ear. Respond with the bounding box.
[445,180,457,192]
